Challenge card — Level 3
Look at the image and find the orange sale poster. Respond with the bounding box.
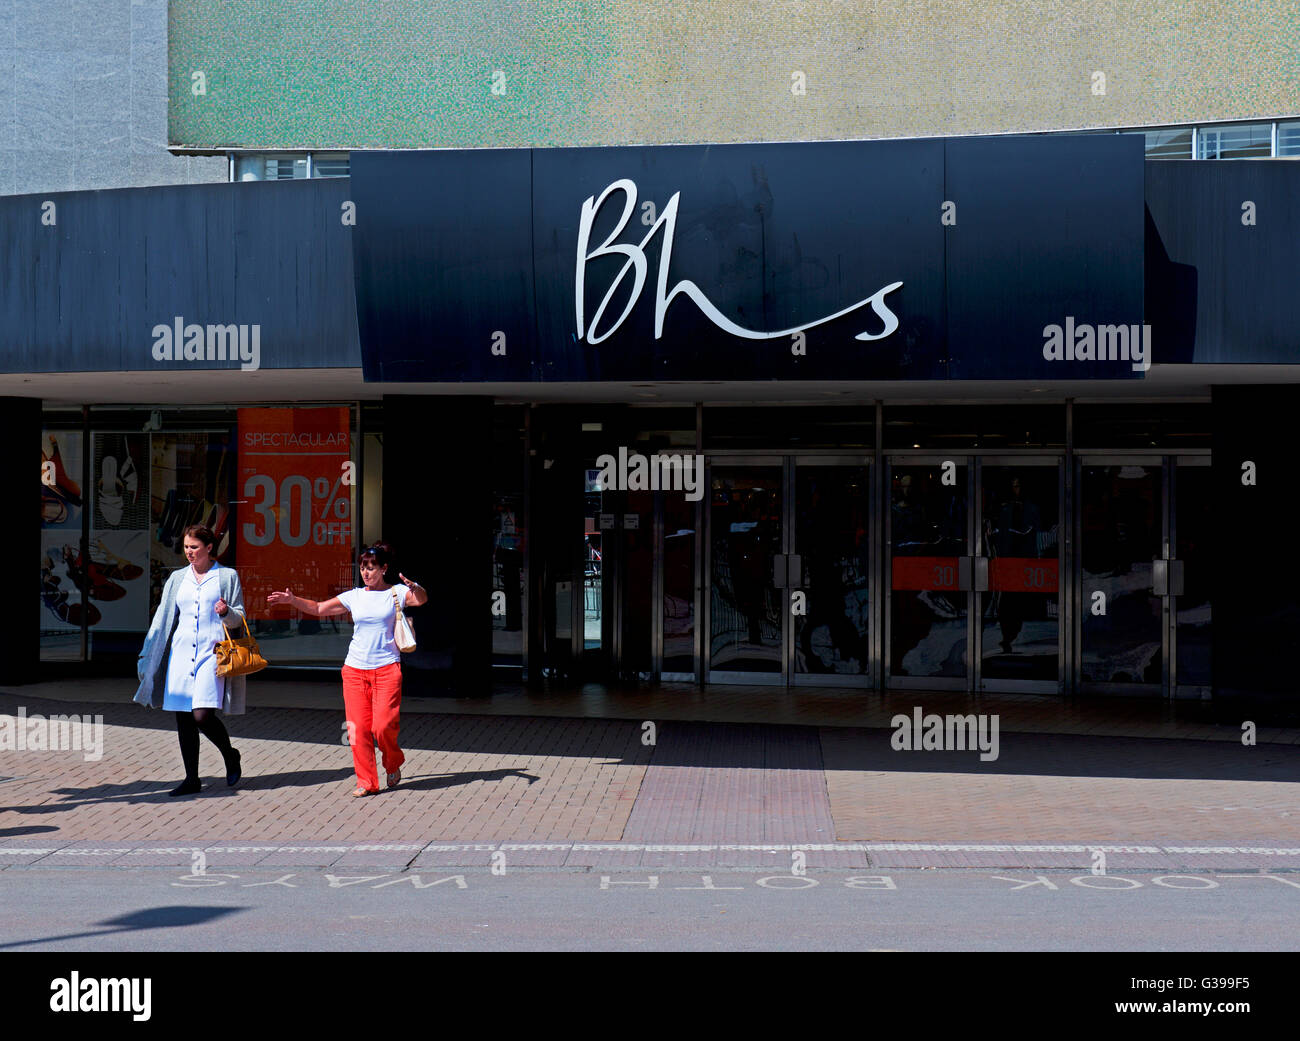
[236,407,353,618]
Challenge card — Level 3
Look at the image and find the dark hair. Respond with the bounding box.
[359,541,394,575]
[182,524,217,550]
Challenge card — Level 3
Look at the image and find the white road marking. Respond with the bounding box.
[1,842,1299,857]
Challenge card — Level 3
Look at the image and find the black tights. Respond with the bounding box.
[175,708,234,781]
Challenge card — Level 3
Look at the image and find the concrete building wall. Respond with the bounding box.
[0,0,225,196]
[168,0,1300,150]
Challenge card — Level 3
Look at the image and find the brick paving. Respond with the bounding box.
[0,693,649,844]
[2,684,1299,871]
[623,722,834,843]
[821,727,1300,844]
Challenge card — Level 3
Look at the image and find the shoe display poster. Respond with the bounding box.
[40,431,83,531]
[93,433,149,529]
[40,431,87,649]
[41,532,84,634]
[41,530,149,633]
[41,429,153,641]
[149,433,234,617]
[236,407,354,620]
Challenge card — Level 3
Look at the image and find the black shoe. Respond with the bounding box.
[225,749,242,788]
[169,778,202,798]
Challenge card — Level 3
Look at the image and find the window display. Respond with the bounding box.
[41,405,360,667]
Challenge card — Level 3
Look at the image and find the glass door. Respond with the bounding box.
[705,459,785,683]
[1075,458,1165,693]
[885,459,971,690]
[656,484,699,680]
[792,457,874,686]
[975,458,1064,693]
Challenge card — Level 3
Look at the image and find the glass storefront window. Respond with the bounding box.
[492,407,526,666]
[41,404,361,669]
[40,429,89,661]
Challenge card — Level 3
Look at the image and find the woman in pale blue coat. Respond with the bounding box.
[135,524,247,797]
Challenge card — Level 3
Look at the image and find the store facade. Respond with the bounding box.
[6,134,1298,718]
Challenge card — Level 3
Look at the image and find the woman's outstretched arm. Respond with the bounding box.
[267,590,350,617]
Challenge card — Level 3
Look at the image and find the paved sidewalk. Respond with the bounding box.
[2,684,1298,871]
[19,675,1300,743]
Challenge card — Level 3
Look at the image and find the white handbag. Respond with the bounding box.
[392,588,417,653]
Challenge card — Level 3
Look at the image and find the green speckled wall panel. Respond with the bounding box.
[169,0,1300,150]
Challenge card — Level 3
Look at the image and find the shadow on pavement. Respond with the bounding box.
[397,768,540,793]
[0,767,354,816]
[0,905,243,950]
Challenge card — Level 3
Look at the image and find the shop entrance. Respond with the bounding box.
[548,419,1207,702]
[885,457,1064,694]
[704,456,874,686]
[1075,456,1210,698]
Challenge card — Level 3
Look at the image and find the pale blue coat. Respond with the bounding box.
[135,565,249,715]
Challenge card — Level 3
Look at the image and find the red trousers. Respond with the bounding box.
[341,662,404,791]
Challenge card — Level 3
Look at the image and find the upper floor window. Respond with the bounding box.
[1143,129,1192,159]
[1278,121,1300,157]
[1196,122,1273,159]
[310,154,350,177]
[231,153,350,181]
[234,155,307,181]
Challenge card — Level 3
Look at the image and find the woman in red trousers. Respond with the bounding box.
[268,542,426,797]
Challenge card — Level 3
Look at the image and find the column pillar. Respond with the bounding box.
[381,395,493,693]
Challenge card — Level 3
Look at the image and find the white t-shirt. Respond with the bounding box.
[338,585,410,670]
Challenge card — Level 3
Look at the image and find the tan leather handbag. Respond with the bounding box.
[215,614,269,678]
[392,589,416,653]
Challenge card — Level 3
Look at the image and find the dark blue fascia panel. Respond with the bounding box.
[945,134,1146,379]
[351,135,1147,382]
[1146,160,1300,364]
[350,149,536,382]
[529,140,946,381]
[0,179,360,374]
